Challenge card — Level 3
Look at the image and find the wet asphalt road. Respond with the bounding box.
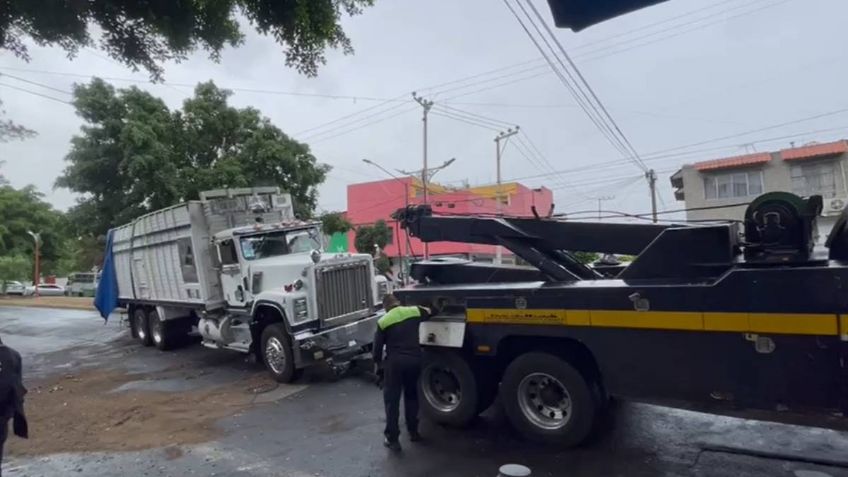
[2,306,848,477]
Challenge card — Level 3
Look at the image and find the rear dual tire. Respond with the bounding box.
[132,308,153,347]
[500,352,595,447]
[418,351,494,427]
[131,307,181,350]
[418,350,597,447]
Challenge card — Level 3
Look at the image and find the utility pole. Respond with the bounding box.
[412,92,434,259]
[647,169,658,223]
[591,195,615,220]
[362,158,411,286]
[494,127,519,265]
[27,230,40,296]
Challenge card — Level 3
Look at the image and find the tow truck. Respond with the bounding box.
[393,192,848,446]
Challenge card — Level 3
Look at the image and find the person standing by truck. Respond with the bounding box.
[373,294,430,451]
[0,336,27,473]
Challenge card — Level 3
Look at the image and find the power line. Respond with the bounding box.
[0,82,72,105]
[578,0,794,64]
[527,0,649,171]
[306,105,418,144]
[0,72,72,95]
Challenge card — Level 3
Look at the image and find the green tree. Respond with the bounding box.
[0,255,31,290]
[320,212,352,236]
[56,79,330,238]
[0,185,66,275]
[572,251,599,265]
[1,0,375,79]
[1,100,36,143]
[354,219,391,256]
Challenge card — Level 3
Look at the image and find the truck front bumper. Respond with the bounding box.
[292,311,384,366]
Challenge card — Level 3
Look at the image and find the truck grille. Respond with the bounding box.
[315,261,373,323]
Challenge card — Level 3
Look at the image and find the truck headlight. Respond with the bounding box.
[377,281,389,299]
[293,297,308,321]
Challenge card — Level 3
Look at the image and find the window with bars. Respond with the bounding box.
[790,161,837,198]
[703,170,763,200]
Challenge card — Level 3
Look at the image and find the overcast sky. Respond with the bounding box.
[1,0,846,219]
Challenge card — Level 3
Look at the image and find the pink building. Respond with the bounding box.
[346,177,553,263]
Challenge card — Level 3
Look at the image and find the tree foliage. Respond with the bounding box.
[0,255,30,285]
[572,251,600,265]
[0,185,66,274]
[56,79,330,238]
[0,99,36,143]
[320,212,352,236]
[0,0,374,79]
[354,220,391,256]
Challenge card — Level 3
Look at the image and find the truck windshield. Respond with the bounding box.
[240,228,321,260]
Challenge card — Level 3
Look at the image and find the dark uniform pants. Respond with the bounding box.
[0,416,8,477]
[383,356,421,441]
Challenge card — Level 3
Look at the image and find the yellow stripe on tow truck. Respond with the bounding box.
[465,308,839,336]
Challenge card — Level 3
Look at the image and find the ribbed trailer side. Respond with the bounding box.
[111,202,222,309]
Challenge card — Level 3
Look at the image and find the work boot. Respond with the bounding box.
[384,437,402,452]
[409,431,423,443]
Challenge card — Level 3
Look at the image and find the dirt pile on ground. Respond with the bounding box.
[7,368,275,456]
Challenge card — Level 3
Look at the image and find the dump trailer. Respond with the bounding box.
[393,192,848,446]
[103,187,389,382]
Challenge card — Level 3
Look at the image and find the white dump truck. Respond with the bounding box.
[106,187,388,382]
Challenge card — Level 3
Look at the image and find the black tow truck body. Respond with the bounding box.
[393,192,848,445]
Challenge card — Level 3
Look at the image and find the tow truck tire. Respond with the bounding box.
[261,323,297,383]
[132,308,153,347]
[418,351,479,427]
[501,352,595,447]
[149,309,175,351]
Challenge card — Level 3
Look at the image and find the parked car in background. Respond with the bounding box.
[24,284,66,296]
[3,281,25,295]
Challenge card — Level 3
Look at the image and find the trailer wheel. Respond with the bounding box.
[261,323,297,383]
[501,352,595,447]
[149,309,176,351]
[418,351,479,427]
[132,308,152,347]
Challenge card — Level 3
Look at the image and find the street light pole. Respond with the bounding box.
[494,127,519,265]
[412,92,434,259]
[27,230,40,297]
[362,158,410,286]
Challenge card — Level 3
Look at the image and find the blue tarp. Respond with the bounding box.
[94,230,119,321]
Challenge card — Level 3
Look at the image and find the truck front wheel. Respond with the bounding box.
[501,352,595,447]
[418,351,479,427]
[132,308,152,347]
[261,323,297,383]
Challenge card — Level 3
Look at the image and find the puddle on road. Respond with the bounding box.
[7,367,306,457]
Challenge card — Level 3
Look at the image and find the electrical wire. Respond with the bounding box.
[0,72,72,95]
[0,82,72,105]
[525,0,649,172]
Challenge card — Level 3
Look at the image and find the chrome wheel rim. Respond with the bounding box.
[151,318,162,344]
[422,366,461,413]
[265,337,287,375]
[517,372,571,430]
[135,314,146,340]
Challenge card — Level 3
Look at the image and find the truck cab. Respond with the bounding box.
[202,220,390,381]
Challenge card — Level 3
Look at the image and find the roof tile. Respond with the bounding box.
[781,140,848,161]
[694,152,771,171]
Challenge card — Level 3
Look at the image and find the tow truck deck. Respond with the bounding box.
[393,192,848,445]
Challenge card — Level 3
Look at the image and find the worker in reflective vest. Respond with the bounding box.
[373,294,431,451]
